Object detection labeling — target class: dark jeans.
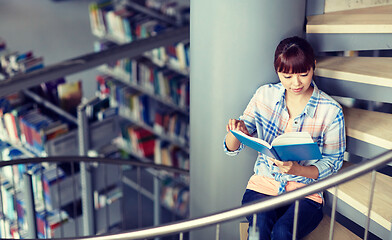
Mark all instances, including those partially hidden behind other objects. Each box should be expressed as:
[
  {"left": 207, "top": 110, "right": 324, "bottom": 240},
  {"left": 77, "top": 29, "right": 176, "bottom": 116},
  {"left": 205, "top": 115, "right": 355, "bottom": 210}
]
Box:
[{"left": 241, "top": 189, "right": 323, "bottom": 240}]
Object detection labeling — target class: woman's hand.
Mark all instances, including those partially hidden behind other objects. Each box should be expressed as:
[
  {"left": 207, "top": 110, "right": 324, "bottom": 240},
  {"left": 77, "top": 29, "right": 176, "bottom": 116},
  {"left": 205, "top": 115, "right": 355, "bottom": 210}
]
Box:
[
  {"left": 226, "top": 119, "right": 250, "bottom": 135},
  {"left": 272, "top": 159, "right": 298, "bottom": 175},
  {"left": 225, "top": 119, "right": 249, "bottom": 151},
  {"left": 271, "top": 159, "right": 319, "bottom": 179}
]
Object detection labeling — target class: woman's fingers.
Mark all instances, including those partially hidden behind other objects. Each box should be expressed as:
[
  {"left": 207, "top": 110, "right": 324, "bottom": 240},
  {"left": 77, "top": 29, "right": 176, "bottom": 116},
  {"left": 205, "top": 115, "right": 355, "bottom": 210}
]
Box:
[{"left": 227, "top": 119, "right": 249, "bottom": 135}]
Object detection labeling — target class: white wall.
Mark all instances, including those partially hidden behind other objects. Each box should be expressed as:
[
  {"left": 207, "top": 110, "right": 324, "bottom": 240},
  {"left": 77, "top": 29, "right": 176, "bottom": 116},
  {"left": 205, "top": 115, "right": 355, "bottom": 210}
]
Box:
[
  {"left": 190, "top": 1, "right": 306, "bottom": 239},
  {"left": 0, "top": 0, "right": 98, "bottom": 99}
]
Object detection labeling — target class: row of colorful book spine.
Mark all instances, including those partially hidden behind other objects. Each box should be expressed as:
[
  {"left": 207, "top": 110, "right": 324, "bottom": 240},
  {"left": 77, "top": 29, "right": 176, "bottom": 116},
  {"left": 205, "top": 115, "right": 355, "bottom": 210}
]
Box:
[
  {"left": 118, "top": 124, "right": 188, "bottom": 168},
  {"left": 96, "top": 54, "right": 190, "bottom": 111},
  {"left": 0, "top": 76, "right": 84, "bottom": 156},
  {"left": 0, "top": 140, "right": 70, "bottom": 238},
  {"left": 90, "top": 0, "right": 190, "bottom": 220},
  {"left": 160, "top": 176, "right": 189, "bottom": 217},
  {"left": 99, "top": 77, "right": 189, "bottom": 145},
  {"left": 144, "top": 0, "right": 190, "bottom": 19},
  {"left": 0, "top": 95, "right": 70, "bottom": 157},
  {"left": 89, "top": 0, "right": 171, "bottom": 43},
  {"left": 96, "top": 37, "right": 189, "bottom": 75},
  {"left": 0, "top": 50, "right": 43, "bottom": 78}
]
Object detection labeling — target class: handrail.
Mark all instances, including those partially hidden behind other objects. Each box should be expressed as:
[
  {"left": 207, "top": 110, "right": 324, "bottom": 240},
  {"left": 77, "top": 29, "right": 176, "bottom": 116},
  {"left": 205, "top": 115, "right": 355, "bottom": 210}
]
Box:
[
  {"left": 46, "top": 149, "right": 391, "bottom": 240},
  {"left": 0, "top": 26, "right": 189, "bottom": 97},
  {"left": 0, "top": 156, "right": 189, "bottom": 175}
]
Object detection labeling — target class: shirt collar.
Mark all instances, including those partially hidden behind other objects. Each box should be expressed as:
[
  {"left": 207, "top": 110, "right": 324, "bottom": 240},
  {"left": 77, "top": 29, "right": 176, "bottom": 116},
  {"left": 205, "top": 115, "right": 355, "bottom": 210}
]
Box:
[{"left": 276, "top": 81, "right": 319, "bottom": 119}]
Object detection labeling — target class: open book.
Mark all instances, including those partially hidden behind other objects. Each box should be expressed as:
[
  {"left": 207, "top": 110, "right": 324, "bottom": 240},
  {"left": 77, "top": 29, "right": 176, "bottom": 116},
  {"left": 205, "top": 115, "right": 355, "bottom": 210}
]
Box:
[{"left": 230, "top": 130, "right": 322, "bottom": 161}]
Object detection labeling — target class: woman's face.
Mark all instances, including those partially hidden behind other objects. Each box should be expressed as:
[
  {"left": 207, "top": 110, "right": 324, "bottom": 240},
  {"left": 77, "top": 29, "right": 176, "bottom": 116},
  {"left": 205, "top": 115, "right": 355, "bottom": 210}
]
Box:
[{"left": 277, "top": 68, "right": 314, "bottom": 97}]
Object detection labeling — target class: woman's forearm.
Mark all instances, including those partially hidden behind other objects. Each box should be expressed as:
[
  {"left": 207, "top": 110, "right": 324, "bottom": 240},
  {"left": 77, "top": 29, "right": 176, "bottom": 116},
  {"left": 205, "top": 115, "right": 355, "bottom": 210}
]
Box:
[{"left": 225, "top": 132, "right": 241, "bottom": 151}]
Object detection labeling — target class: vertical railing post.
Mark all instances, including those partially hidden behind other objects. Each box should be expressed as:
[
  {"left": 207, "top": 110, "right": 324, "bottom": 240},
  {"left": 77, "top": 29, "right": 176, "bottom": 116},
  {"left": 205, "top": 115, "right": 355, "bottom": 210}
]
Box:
[
  {"left": 137, "top": 166, "right": 142, "bottom": 228},
  {"left": 71, "top": 161, "right": 79, "bottom": 236},
  {"left": 78, "top": 103, "right": 95, "bottom": 236},
  {"left": 23, "top": 172, "right": 37, "bottom": 238},
  {"left": 389, "top": 216, "right": 392, "bottom": 240},
  {"left": 0, "top": 175, "right": 6, "bottom": 236},
  {"left": 292, "top": 200, "right": 299, "bottom": 240},
  {"left": 153, "top": 174, "right": 161, "bottom": 240},
  {"left": 329, "top": 186, "right": 339, "bottom": 240},
  {"left": 364, "top": 170, "right": 377, "bottom": 240},
  {"left": 215, "top": 224, "right": 220, "bottom": 240},
  {"left": 104, "top": 164, "right": 109, "bottom": 233},
  {"left": 56, "top": 164, "right": 64, "bottom": 237},
  {"left": 248, "top": 213, "right": 259, "bottom": 239}
]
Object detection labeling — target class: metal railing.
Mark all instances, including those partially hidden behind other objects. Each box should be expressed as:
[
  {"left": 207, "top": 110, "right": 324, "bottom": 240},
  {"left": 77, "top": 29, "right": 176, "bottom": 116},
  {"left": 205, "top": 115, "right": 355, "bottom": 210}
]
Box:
[
  {"left": 0, "top": 26, "right": 189, "bottom": 97},
  {"left": 1, "top": 150, "right": 391, "bottom": 239},
  {"left": 0, "top": 156, "right": 189, "bottom": 239}
]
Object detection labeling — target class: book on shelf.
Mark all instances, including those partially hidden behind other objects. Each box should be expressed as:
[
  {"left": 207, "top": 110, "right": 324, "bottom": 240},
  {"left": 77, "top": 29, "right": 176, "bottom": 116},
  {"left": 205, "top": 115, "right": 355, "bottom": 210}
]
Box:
[
  {"left": 129, "top": 126, "right": 155, "bottom": 158},
  {"left": 3, "top": 103, "right": 35, "bottom": 143},
  {"left": 90, "top": 0, "right": 173, "bottom": 43},
  {"left": 0, "top": 37, "right": 6, "bottom": 50},
  {"left": 145, "top": 0, "right": 190, "bottom": 19},
  {"left": 57, "top": 81, "right": 82, "bottom": 116},
  {"left": 85, "top": 96, "right": 109, "bottom": 121},
  {"left": 19, "top": 109, "right": 55, "bottom": 153},
  {"left": 230, "top": 130, "right": 322, "bottom": 161},
  {"left": 89, "top": 0, "right": 114, "bottom": 37},
  {"left": 160, "top": 177, "right": 189, "bottom": 217},
  {"left": 40, "top": 121, "right": 69, "bottom": 142},
  {"left": 97, "top": 56, "right": 190, "bottom": 109},
  {"left": 154, "top": 140, "right": 189, "bottom": 169},
  {"left": 36, "top": 209, "right": 68, "bottom": 238},
  {"left": 0, "top": 51, "right": 44, "bottom": 76},
  {"left": 0, "top": 99, "right": 72, "bottom": 156},
  {"left": 31, "top": 77, "right": 66, "bottom": 106}
]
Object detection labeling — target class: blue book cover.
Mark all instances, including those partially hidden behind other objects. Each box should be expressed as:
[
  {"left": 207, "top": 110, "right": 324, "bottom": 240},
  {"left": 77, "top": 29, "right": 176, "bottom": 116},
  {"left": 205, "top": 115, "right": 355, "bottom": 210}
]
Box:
[{"left": 230, "top": 130, "right": 322, "bottom": 161}]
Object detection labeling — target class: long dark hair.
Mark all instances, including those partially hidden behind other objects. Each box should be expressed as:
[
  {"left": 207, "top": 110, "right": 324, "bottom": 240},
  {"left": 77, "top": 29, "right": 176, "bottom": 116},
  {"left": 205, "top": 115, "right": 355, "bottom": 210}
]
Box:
[{"left": 274, "top": 36, "right": 315, "bottom": 74}]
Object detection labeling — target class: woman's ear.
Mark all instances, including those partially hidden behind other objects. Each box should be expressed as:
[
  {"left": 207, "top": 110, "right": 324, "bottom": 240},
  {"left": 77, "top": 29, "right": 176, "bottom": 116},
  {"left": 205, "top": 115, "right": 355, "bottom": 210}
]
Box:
[{"left": 314, "top": 60, "right": 317, "bottom": 69}]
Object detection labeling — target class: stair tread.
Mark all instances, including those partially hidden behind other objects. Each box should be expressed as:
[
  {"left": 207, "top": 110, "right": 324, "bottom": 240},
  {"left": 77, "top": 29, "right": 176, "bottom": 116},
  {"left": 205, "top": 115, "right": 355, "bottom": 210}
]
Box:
[
  {"left": 303, "top": 215, "right": 361, "bottom": 240},
  {"left": 240, "top": 215, "right": 360, "bottom": 240},
  {"left": 344, "top": 107, "right": 392, "bottom": 149},
  {"left": 327, "top": 163, "right": 392, "bottom": 230},
  {"left": 324, "top": 1, "right": 392, "bottom": 13},
  {"left": 344, "top": 107, "right": 392, "bottom": 150},
  {"left": 315, "top": 56, "right": 392, "bottom": 88},
  {"left": 307, "top": 5, "right": 392, "bottom": 33}
]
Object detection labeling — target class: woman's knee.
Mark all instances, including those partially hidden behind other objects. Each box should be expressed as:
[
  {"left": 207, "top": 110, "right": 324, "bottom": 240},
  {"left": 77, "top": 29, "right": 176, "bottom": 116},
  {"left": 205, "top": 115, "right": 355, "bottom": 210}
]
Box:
[{"left": 271, "top": 223, "right": 292, "bottom": 240}]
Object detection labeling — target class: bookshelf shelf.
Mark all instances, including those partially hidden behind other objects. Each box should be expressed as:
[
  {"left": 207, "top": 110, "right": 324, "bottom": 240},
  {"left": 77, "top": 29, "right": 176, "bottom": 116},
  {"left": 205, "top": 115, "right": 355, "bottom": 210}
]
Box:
[
  {"left": 99, "top": 65, "right": 189, "bottom": 115},
  {"left": 93, "top": 33, "right": 190, "bottom": 77},
  {"left": 123, "top": 0, "right": 180, "bottom": 26},
  {"left": 0, "top": 0, "right": 190, "bottom": 237},
  {"left": 0, "top": 134, "right": 36, "bottom": 158},
  {"left": 22, "top": 90, "right": 78, "bottom": 125},
  {"left": 116, "top": 108, "right": 189, "bottom": 152},
  {"left": 89, "top": 0, "right": 191, "bottom": 222},
  {"left": 121, "top": 169, "right": 187, "bottom": 219}
]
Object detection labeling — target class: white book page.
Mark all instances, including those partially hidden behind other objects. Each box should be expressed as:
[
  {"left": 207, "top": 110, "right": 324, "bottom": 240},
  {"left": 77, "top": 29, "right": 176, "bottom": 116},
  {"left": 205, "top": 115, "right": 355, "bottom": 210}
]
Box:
[
  {"left": 231, "top": 130, "right": 271, "bottom": 148},
  {"left": 271, "top": 132, "right": 314, "bottom": 146}
]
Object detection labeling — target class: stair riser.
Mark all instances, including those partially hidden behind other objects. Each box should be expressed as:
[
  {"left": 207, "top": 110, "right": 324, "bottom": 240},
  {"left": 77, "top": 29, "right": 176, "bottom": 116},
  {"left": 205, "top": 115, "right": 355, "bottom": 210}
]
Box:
[
  {"left": 306, "top": 0, "right": 325, "bottom": 16},
  {"left": 346, "top": 137, "right": 389, "bottom": 161},
  {"left": 314, "top": 77, "right": 392, "bottom": 104},
  {"left": 307, "top": 34, "right": 392, "bottom": 52}
]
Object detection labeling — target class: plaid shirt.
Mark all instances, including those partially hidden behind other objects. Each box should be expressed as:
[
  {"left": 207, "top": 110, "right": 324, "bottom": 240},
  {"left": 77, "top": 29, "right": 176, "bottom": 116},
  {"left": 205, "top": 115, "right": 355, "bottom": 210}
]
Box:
[{"left": 224, "top": 82, "right": 346, "bottom": 194}]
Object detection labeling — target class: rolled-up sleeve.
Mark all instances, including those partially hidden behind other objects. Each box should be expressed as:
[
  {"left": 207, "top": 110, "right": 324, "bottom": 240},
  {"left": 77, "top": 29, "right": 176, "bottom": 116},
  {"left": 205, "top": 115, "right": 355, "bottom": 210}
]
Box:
[{"left": 223, "top": 135, "right": 244, "bottom": 156}]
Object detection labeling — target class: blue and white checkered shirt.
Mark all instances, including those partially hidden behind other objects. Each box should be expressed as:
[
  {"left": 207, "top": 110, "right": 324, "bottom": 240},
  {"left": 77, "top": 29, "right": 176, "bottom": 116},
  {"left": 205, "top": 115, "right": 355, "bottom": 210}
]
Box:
[{"left": 224, "top": 82, "right": 346, "bottom": 194}]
